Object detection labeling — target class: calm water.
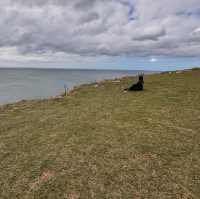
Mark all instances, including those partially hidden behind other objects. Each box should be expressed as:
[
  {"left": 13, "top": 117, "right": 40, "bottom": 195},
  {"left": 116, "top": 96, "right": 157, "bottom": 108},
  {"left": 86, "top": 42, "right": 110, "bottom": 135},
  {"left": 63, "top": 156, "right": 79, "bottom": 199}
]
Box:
[{"left": 0, "top": 68, "right": 151, "bottom": 105}]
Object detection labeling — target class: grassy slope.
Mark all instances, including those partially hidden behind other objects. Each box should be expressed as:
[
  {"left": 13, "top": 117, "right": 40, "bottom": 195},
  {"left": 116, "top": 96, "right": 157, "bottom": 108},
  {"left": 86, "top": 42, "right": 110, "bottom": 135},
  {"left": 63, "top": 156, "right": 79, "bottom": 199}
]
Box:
[{"left": 0, "top": 69, "right": 200, "bottom": 199}]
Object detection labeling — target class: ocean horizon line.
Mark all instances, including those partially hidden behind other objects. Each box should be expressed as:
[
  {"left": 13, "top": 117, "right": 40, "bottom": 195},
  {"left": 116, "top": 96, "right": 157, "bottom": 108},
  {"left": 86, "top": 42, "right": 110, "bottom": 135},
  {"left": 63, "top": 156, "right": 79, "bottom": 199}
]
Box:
[{"left": 0, "top": 67, "right": 160, "bottom": 72}]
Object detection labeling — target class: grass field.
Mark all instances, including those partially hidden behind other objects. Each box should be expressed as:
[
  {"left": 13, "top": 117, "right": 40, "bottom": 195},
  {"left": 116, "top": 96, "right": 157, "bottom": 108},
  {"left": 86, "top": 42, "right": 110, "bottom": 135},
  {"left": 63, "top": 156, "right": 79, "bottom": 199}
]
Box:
[{"left": 0, "top": 68, "right": 200, "bottom": 198}]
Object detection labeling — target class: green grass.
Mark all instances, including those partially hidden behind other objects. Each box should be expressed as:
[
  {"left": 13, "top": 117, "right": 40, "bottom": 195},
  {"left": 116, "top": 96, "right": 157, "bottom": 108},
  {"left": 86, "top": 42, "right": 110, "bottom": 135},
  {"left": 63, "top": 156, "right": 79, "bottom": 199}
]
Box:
[{"left": 0, "top": 69, "right": 200, "bottom": 198}]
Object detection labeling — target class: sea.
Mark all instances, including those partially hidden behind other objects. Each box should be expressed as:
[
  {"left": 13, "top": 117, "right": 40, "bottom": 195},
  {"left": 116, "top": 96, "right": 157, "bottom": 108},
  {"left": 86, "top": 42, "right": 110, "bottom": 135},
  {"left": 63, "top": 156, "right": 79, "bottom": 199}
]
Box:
[{"left": 0, "top": 68, "right": 152, "bottom": 105}]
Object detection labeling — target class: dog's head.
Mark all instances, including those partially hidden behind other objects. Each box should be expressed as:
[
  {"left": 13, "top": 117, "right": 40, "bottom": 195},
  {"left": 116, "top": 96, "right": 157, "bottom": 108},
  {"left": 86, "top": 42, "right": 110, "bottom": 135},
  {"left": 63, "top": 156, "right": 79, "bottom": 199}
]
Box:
[{"left": 138, "top": 73, "right": 144, "bottom": 82}]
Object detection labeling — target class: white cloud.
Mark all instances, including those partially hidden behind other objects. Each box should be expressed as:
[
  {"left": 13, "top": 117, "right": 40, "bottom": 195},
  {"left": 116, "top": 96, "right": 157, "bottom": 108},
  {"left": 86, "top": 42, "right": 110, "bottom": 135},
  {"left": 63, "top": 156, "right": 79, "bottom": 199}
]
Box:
[
  {"left": 0, "top": 0, "right": 200, "bottom": 65},
  {"left": 149, "top": 57, "right": 158, "bottom": 62},
  {"left": 0, "top": 47, "right": 49, "bottom": 62},
  {"left": 192, "top": 27, "right": 200, "bottom": 35}
]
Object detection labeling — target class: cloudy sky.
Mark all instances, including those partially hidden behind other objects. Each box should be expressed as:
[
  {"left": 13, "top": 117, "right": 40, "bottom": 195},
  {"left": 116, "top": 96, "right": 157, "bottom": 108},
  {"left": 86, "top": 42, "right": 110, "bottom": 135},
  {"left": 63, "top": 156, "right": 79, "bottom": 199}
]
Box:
[{"left": 0, "top": 0, "right": 200, "bottom": 70}]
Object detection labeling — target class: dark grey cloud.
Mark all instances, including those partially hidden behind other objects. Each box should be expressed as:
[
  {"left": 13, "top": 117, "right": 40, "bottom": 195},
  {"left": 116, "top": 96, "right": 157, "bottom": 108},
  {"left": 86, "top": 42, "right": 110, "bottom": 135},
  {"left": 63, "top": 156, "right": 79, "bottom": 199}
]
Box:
[
  {"left": 0, "top": 0, "right": 200, "bottom": 60},
  {"left": 79, "top": 12, "right": 100, "bottom": 23}
]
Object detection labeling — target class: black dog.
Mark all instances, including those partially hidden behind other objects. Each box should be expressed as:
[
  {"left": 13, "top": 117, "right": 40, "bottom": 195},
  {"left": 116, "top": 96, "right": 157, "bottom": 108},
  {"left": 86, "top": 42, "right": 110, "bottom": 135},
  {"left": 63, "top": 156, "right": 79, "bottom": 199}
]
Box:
[{"left": 126, "top": 75, "right": 144, "bottom": 91}]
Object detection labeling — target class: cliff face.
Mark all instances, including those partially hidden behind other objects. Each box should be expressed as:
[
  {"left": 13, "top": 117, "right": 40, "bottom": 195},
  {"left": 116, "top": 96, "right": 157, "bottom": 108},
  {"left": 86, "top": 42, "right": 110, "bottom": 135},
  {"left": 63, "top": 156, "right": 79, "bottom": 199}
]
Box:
[{"left": 0, "top": 69, "right": 200, "bottom": 198}]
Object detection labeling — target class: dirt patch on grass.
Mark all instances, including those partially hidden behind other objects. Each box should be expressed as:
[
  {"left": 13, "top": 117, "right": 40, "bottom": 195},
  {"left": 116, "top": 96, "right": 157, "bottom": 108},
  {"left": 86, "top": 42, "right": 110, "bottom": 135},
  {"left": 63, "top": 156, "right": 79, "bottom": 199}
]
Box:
[
  {"left": 30, "top": 170, "right": 55, "bottom": 191},
  {"left": 64, "top": 193, "right": 80, "bottom": 199}
]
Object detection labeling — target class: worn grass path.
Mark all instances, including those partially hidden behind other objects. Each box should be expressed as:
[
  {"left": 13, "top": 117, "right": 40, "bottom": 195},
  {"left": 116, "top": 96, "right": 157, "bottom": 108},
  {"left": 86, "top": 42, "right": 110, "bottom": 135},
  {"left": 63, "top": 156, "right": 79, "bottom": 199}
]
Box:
[{"left": 0, "top": 69, "right": 200, "bottom": 198}]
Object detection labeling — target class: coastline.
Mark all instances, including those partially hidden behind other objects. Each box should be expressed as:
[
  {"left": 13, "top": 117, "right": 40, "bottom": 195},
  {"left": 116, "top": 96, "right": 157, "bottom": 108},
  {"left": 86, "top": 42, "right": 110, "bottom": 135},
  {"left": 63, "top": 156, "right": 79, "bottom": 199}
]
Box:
[
  {"left": 0, "top": 71, "right": 158, "bottom": 108},
  {"left": 0, "top": 68, "right": 156, "bottom": 107},
  {"left": 0, "top": 68, "right": 197, "bottom": 108},
  {"left": 1, "top": 68, "right": 197, "bottom": 109},
  {"left": 0, "top": 77, "right": 127, "bottom": 109}
]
